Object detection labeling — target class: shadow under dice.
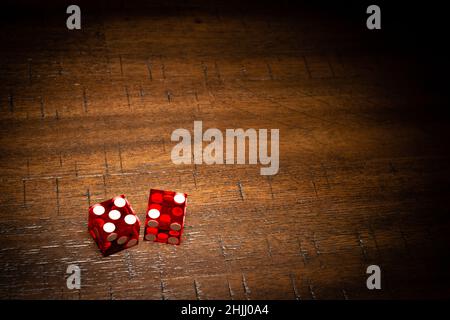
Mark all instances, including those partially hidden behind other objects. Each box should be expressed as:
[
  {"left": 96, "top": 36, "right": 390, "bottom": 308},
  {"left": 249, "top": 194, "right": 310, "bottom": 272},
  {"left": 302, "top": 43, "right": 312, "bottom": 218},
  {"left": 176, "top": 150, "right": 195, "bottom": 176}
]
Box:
[
  {"left": 88, "top": 195, "right": 140, "bottom": 256},
  {"left": 144, "top": 189, "right": 187, "bottom": 245}
]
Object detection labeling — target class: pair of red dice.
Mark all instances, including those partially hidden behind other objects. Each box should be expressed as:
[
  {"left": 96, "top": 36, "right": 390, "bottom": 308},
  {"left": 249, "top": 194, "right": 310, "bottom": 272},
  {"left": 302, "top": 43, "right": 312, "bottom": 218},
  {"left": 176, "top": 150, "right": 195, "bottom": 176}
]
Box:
[{"left": 88, "top": 189, "right": 187, "bottom": 256}]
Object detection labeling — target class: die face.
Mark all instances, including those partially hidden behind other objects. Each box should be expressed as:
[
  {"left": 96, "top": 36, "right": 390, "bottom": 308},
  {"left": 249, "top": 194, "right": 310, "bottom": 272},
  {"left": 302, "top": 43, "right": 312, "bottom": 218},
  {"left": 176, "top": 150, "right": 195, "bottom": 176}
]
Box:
[
  {"left": 144, "top": 189, "right": 187, "bottom": 245},
  {"left": 88, "top": 195, "right": 140, "bottom": 256}
]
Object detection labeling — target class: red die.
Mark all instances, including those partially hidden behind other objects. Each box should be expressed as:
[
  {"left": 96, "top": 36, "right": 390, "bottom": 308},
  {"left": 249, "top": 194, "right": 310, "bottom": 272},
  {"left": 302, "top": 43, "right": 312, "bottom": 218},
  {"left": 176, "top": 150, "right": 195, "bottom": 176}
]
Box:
[
  {"left": 88, "top": 195, "right": 140, "bottom": 256},
  {"left": 144, "top": 189, "right": 187, "bottom": 245}
]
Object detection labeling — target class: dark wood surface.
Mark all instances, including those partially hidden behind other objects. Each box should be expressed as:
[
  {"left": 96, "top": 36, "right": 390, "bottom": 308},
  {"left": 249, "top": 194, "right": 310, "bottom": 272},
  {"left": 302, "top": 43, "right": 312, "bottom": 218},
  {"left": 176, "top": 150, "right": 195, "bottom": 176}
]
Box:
[{"left": 1, "top": 1, "right": 449, "bottom": 299}]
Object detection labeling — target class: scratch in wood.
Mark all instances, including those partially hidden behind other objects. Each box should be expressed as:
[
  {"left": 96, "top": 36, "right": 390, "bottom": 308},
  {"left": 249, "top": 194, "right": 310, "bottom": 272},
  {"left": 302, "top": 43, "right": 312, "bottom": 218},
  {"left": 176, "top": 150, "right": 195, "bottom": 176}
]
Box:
[
  {"left": 8, "top": 92, "right": 14, "bottom": 112},
  {"left": 27, "top": 58, "right": 32, "bottom": 84},
  {"left": 192, "top": 170, "right": 198, "bottom": 189},
  {"left": 85, "top": 188, "right": 91, "bottom": 207},
  {"left": 298, "top": 238, "right": 308, "bottom": 265},
  {"left": 368, "top": 223, "right": 382, "bottom": 260},
  {"left": 266, "top": 62, "right": 274, "bottom": 80},
  {"left": 400, "top": 230, "right": 410, "bottom": 256},
  {"left": 237, "top": 181, "right": 245, "bottom": 200},
  {"left": 40, "top": 96, "right": 45, "bottom": 119},
  {"left": 218, "top": 236, "right": 227, "bottom": 260},
  {"left": 161, "top": 56, "right": 166, "bottom": 80},
  {"left": 303, "top": 55, "right": 312, "bottom": 79},
  {"left": 312, "top": 232, "right": 321, "bottom": 256},
  {"left": 118, "top": 144, "right": 124, "bottom": 173},
  {"left": 57, "top": 60, "right": 63, "bottom": 76},
  {"left": 119, "top": 54, "right": 124, "bottom": 77},
  {"left": 240, "top": 64, "right": 247, "bottom": 77},
  {"left": 124, "top": 251, "right": 136, "bottom": 279},
  {"left": 342, "top": 288, "right": 349, "bottom": 300},
  {"left": 308, "top": 281, "right": 316, "bottom": 300},
  {"left": 26, "top": 158, "right": 30, "bottom": 178},
  {"left": 102, "top": 174, "right": 107, "bottom": 197},
  {"left": 357, "top": 231, "right": 368, "bottom": 262},
  {"left": 214, "top": 61, "right": 221, "bottom": 81},
  {"left": 192, "top": 153, "right": 198, "bottom": 188},
  {"left": 125, "top": 86, "right": 131, "bottom": 110},
  {"left": 194, "top": 279, "right": 201, "bottom": 300},
  {"left": 74, "top": 161, "right": 78, "bottom": 177},
  {"left": 166, "top": 90, "right": 172, "bottom": 103},
  {"left": 159, "top": 270, "right": 166, "bottom": 300},
  {"left": 55, "top": 109, "right": 59, "bottom": 120},
  {"left": 290, "top": 273, "right": 301, "bottom": 300},
  {"left": 161, "top": 137, "right": 166, "bottom": 152},
  {"left": 109, "top": 285, "right": 114, "bottom": 300},
  {"left": 241, "top": 273, "right": 251, "bottom": 300},
  {"left": 22, "top": 179, "right": 26, "bottom": 206},
  {"left": 146, "top": 59, "right": 153, "bottom": 80},
  {"left": 389, "top": 162, "right": 398, "bottom": 174},
  {"left": 105, "top": 55, "right": 111, "bottom": 75},
  {"left": 103, "top": 146, "right": 109, "bottom": 174},
  {"left": 55, "top": 178, "right": 60, "bottom": 216},
  {"left": 59, "top": 153, "right": 63, "bottom": 167},
  {"left": 321, "top": 162, "right": 330, "bottom": 188},
  {"left": 312, "top": 180, "right": 318, "bottom": 198},
  {"left": 201, "top": 61, "right": 208, "bottom": 84},
  {"left": 82, "top": 88, "right": 88, "bottom": 113},
  {"left": 227, "top": 279, "right": 234, "bottom": 300},
  {"left": 267, "top": 176, "right": 274, "bottom": 200},
  {"left": 266, "top": 236, "right": 273, "bottom": 259}
]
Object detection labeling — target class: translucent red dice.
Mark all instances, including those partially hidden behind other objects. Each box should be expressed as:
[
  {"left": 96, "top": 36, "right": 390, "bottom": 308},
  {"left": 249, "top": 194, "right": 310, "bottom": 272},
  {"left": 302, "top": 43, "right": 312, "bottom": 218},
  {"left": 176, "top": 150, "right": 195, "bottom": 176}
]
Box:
[
  {"left": 88, "top": 195, "right": 140, "bottom": 256},
  {"left": 144, "top": 189, "right": 187, "bottom": 245}
]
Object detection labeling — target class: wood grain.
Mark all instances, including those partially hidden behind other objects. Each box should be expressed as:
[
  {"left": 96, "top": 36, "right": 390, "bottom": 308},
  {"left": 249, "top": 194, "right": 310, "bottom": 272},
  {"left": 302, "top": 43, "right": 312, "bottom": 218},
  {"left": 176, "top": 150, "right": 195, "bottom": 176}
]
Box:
[{"left": 0, "top": 1, "right": 449, "bottom": 299}]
